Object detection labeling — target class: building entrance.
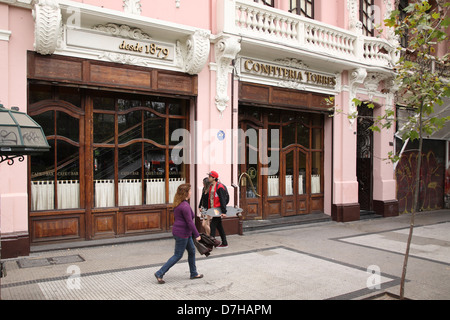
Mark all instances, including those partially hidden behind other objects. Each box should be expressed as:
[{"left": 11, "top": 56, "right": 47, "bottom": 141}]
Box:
[{"left": 238, "top": 106, "right": 324, "bottom": 220}]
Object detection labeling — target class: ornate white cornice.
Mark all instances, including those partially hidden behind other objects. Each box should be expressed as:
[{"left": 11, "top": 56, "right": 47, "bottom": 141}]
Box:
[
  {"left": 214, "top": 36, "right": 241, "bottom": 114},
  {"left": 32, "top": 0, "right": 62, "bottom": 55}
]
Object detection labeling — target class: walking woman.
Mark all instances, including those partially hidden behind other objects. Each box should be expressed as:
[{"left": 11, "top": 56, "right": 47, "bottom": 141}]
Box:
[
  {"left": 198, "top": 177, "right": 212, "bottom": 235},
  {"left": 154, "top": 183, "right": 203, "bottom": 284}
]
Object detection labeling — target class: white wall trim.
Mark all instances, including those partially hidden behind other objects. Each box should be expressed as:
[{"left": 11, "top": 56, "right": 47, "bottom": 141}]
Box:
[{"left": 0, "top": 29, "right": 12, "bottom": 41}]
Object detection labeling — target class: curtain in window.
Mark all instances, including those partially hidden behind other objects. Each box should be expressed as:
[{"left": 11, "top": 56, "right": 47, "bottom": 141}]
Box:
[{"left": 31, "top": 180, "right": 80, "bottom": 210}]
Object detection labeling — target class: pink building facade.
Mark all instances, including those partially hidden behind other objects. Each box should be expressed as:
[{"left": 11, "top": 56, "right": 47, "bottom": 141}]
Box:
[{"left": 0, "top": 0, "right": 400, "bottom": 258}]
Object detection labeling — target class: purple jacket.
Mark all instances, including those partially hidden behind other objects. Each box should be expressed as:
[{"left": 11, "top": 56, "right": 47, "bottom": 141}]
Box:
[{"left": 172, "top": 200, "right": 200, "bottom": 239}]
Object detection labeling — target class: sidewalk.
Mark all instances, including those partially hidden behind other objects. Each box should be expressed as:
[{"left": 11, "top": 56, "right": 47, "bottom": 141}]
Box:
[{"left": 1, "top": 210, "right": 450, "bottom": 300}]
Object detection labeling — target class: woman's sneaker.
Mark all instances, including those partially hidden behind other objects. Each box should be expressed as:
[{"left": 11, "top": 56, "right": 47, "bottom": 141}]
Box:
[{"left": 217, "top": 244, "right": 228, "bottom": 248}]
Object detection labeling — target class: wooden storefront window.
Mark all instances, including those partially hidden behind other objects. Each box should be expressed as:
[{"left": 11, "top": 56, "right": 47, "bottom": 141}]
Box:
[{"left": 27, "top": 53, "right": 196, "bottom": 242}]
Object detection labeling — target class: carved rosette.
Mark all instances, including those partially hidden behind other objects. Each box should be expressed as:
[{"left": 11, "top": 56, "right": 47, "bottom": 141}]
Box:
[
  {"left": 183, "top": 30, "right": 211, "bottom": 75},
  {"left": 32, "top": 0, "right": 62, "bottom": 55},
  {"left": 214, "top": 36, "right": 241, "bottom": 114}
]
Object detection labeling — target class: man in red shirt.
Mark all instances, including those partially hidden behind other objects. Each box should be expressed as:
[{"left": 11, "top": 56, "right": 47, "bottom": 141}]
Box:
[{"left": 207, "top": 171, "right": 228, "bottom": 248}]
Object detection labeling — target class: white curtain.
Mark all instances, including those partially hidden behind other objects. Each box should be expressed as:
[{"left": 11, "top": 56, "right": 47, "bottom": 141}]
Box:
[
  {"left": 31, "top": 180, "right": 80, "bottom": 210},
  {"left": 57, "top": 180, "right": 80, "bottom": 209},
  {"left": 298, "top": 175, "right": 304, "bottom": 195},
  {"left": 145, "top": 179, "right": 165, "bottom": 204},
  {"left": 31, "top": 181, "right": 54, "bottom": 211},
  {"left": 311, "top": 174, "right": 321, "bottom": 194},
  {"left": 285, "top": 175, "right": 293, "bottom": 195},
  {"left": 119, "top": 179, "right": 142, "bottom": 206},
  {"left": 95, "top": 180, "right": 115, "bottom": 207},
  {"left": 268, "top": 175, "right": 279, "bottom": 197},
  {"left": 169, "top": 178, "right": 185, "bottom": 203}
]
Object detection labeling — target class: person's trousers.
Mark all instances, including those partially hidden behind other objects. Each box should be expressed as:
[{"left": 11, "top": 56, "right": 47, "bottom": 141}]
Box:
[
  {"left": 210, "top": 217, "right": 228, "bottom": 246},
  {"left": 155, "top": 236, "right": 198, "bottom": 278}
]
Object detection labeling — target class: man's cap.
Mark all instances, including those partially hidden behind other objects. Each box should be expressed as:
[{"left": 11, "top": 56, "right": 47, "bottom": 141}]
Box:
[{"left": 207, "top": 171, "right": 219, "bottom": 179}]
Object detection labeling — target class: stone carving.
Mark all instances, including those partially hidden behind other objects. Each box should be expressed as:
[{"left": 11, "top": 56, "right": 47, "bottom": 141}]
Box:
[
  {"left": 349, "top": 68, "right": 368, "bottom": 125},
  {"left": 32, "top": 0, "right": 62, "bottom": 55},
  {"left": 181, "top": 30, "right": 211, "bottom": 75},
  {"left": 214, "top": 36, "right": 241, "bottom": 114},
  {"left": 92, "top": 23, "right": 152, "bottom": 40},
  {"left": 123, "top": 0, "right": 142, "bottom": 15},
  {"left": 347, "top": 0, "right": 363, "bottom": 33},
  {"left": 274, "top": 58, "right": 309, "bottom": 70}
]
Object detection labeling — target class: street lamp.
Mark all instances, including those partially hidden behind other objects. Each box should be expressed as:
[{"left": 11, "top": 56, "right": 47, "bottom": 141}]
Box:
[{"left": 0, "top": 104, "right": 50, "bottom": 165}]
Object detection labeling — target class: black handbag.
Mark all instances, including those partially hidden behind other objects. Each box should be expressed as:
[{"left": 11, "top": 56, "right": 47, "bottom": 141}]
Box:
[
  {"left": 193, "top": 238, "right": 212, "bottom": 257},
  {"left": 200, "top": 233, "right": 221, "bottom": 248}
]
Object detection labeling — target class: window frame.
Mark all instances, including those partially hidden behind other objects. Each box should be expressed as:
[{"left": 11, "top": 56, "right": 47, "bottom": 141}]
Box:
[
  {"left": 360, "top": 0, "right": 375, "bottom": 36},
  {"left": 289, "top": 0, "right": 315, "bottom": 19}
]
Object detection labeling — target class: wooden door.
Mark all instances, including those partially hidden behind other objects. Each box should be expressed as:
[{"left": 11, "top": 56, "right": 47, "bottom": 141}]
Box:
[
  {"left": 239, "top": 121, "right": 263, "bottom": 220},
  {"left": 357, "top": 104, "right": 373, "bottom": 211},
  {"left": 282, "top": 147, "right": 309, "bottom": 216}
]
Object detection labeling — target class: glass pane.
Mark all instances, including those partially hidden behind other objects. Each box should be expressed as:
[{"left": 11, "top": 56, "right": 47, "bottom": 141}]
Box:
[
  {"left": 57, "top": 141, "right": 80, "bottom": 209},
  {"left": 29, "top": 84, "right": 52, "bottom": 104},
  {"left": 145, "top": 100, "right": 166, "bottom": 114},
  {"left": 94, "top": 113, "right": 115, "bottom": 144},
  {"left": 58, "top": 87, "right": 81, "bottom": 108},
  {"left": 144, "top": 144, "right": 166, "bottom": 204},
  {"left": 245, "top": 126, "right": 259, "bottom": 199},
  {"left": 268, "top": 125, "right": 279, "bottom": 150},
  {"left": 268, "top": 168, "right": 280, "bottom": 197},
  {"left": 93, "top": 96, "right": 115, "bottom": 111},
  {"left": 169, "top": 118, "right": 186, "bottom": 146},
  {"left": 118, "top": 143, "right": 142, "bottom": 206},
  {"left": 118, "top": 111, "right": 142, "bottom": 144},
  {"left": 168, "top": 100, "right": 187, "bottom": 116},
  {"left": 297, "top": 123, "right": 310, "bottom": 148},
  {"left": 30, "top": 140, "right": 55, "bottom": 211},
  {"left": 118, "top": 98, "right": 141, "bottom": 111},
  {"left": 268, "top": 110, "right": 280, "bottom": 123},
  {"left": 299, "top": 152, "right": 306, "bottom": 195},
  {"left": 168, "top": 151, "right": 186, "bottom": 203},
  {"left": 312, "top": 128, "right": 322, "bottom": 149},
  {"left": 285, "top": 151, "right": 294, "bottom": 195},
  {"left": 22, "top": 127, "right": 48, "bottom": 147},
  {"left": 144, "top": 111, "right": 165, "bottom": 144},
  {"left": 94, "top": 147, "right": 115, "bottom": 207},
  {"left": 56, "top": 111, "right": 79, "bottom": 142},
  {"left": 32, "top": 111, "right": 54, "bottom": 137},
  {"left": 312, "top": 113, "right": 322, "bottom": 126},
  {"left": 0, "top": 126, "right": 20, "bottom": 146},
  {"left": 311, "top": 152, "right": 321, "bottom": 194},
  {"left": 282, "top": 122, "right": 296, "bottom": 147}
]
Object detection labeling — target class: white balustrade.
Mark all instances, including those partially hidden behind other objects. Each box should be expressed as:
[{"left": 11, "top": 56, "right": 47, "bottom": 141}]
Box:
[{"left": 220, "top": 0, "right": 395, "bottom": 68}]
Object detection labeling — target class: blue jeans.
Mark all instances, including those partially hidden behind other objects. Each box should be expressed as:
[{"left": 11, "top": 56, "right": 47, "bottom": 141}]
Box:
[{"left": 155, "top": 236, "right": 198, "bottom": 279}]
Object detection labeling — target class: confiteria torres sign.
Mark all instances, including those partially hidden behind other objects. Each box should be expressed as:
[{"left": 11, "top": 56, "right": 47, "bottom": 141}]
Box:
[{"left": 241, "top": 58, "right": 337, "bottom": 88}]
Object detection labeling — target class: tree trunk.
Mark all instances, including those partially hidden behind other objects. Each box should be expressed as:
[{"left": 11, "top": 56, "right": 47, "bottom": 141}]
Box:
[{"left": 399, "top": 104, "right": 424, "bottom": 299}]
